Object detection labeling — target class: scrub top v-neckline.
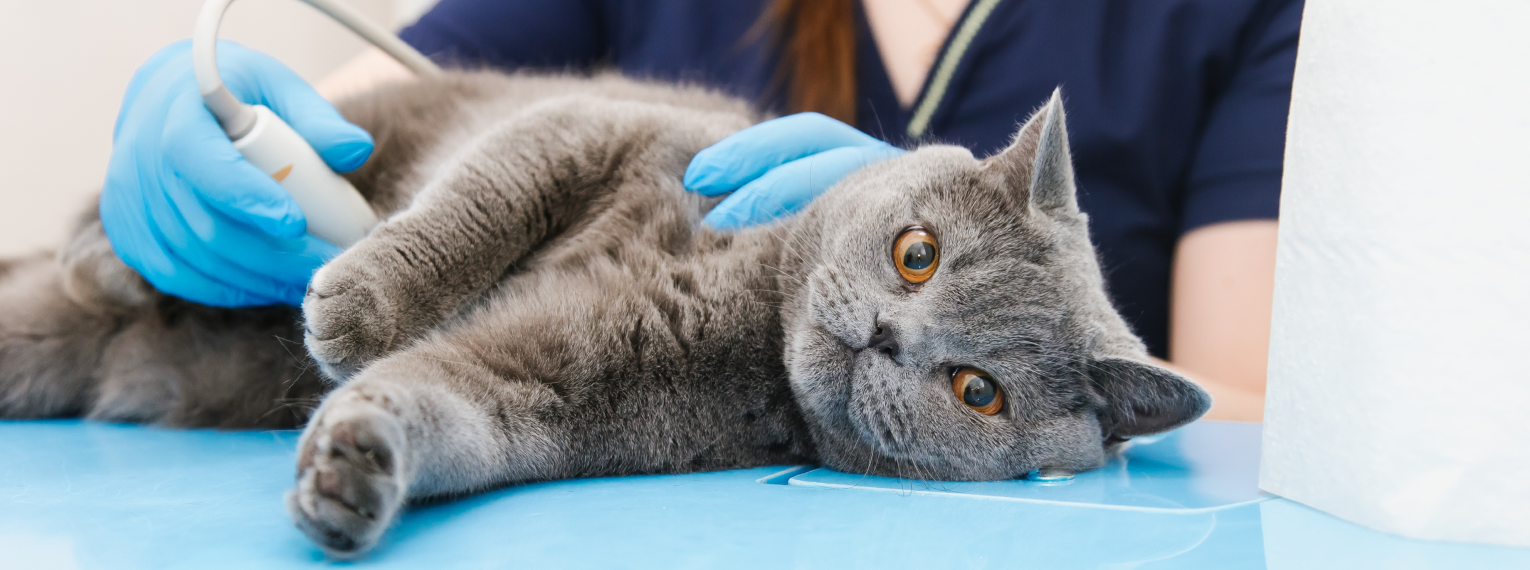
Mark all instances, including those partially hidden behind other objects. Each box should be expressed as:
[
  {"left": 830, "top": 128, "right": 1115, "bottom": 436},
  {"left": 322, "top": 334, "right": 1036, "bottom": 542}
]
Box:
[
  {"left": 905, "top": 0, "right": 1004, "bottom": 138},
  {"left": 855, "top": 0, "right": 1008, "bottom": 144},
  {"left": 862, "top": 0, "right": 972, "bottom": 108}
]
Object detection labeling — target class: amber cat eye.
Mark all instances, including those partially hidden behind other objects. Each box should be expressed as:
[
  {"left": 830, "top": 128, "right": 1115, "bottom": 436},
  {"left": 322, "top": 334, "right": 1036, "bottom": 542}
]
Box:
[
  {"left": 951, "top": 367, "right": 1003, "bottom": 415},
  {"left": 893, "top": 227, "right": 939, "bottom": 283}
]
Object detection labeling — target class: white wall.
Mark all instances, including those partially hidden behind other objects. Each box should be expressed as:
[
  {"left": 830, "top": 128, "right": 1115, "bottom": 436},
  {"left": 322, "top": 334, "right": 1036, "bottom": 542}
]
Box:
[{"left": 0, "top": 0, "right": 435, "bottom": 258}]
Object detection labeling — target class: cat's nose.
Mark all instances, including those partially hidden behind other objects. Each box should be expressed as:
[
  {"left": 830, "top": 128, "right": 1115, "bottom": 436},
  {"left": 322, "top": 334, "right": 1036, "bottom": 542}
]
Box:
[{"left": 867, "top": 322, "right": 900, "bottom": 358}]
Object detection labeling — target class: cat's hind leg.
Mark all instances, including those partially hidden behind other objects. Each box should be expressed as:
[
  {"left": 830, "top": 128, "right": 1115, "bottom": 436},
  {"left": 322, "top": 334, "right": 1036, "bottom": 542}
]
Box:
[
  {"left": 0, "top": 253, "right": 114, "bottom": 417},
  {"left": 0, "top": 219, "right": 150, "bottom": 418},
  {"left": 0, "top": 215, "right": 324, "bottom": 428}
]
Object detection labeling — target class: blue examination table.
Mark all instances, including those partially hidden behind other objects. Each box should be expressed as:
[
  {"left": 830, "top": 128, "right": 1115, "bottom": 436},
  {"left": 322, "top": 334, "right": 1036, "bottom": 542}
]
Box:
[{"left": 3, "top": 420, "right": 1527, "bottom": 569}]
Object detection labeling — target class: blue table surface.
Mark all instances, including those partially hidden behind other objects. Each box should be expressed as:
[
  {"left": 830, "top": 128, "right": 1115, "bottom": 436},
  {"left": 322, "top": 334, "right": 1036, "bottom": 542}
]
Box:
[{"left": 2, "top": 419, "right": 1527, "bottom": 569}]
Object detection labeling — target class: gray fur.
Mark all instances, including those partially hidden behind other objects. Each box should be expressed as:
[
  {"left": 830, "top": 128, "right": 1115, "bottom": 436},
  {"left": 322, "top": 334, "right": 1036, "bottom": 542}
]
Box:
[
  {"left": 0, "top": 209, "right": 324, "bottom": 428},
  {"left": 0, "top": 71, "right": 1209, "bottom": 558}
]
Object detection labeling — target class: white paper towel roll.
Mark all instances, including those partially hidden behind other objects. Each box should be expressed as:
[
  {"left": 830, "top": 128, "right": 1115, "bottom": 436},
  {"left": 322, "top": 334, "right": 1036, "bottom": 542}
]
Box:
[{"left": 1260, "top": 0, "right": 1530, "bottom": 547}]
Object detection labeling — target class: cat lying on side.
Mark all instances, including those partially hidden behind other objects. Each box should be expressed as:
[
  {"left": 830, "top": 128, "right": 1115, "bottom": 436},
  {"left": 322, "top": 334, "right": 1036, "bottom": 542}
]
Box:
[{"left": 0, "top": 72, "right": 1210, "bottom": 558}]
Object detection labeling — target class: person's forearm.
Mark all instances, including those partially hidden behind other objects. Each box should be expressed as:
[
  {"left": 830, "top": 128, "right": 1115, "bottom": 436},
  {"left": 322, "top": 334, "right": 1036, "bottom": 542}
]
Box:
[
  {"left": 1167, "top": 220, "right": 1279, "bottom": 422},
  {"left": 317, "top": 47, "right": 416, "bottom": 102},
  {"left": 1149, "top": 356, "right": 1266, "bottom": 422}
]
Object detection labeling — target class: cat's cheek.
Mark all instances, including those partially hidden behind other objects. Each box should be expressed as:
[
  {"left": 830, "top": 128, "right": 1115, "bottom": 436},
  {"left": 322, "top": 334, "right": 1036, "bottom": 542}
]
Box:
[
  {"left": 785, "top": 326, "right": 902, "bottom": 472},
  {"left": 804, "top": 266, "right": 878, "bottom": 350},
  {"left": 784, "top": 325, "right": 855, "bottom": 418},
  {"left": 840, "top": 355, "right": 917, "bottom": 455}
]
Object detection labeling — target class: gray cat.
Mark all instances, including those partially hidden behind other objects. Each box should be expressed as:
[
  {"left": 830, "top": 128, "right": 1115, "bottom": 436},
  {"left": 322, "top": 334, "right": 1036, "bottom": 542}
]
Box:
[{"left": 0, "top": 71, "right": 1209, "bottom": 558}]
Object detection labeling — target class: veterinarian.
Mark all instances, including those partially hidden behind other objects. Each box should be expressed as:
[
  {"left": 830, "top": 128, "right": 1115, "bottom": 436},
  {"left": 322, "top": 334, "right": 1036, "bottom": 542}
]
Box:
[{"left": 99, "top": 0, "right": 1300, "bottom": 422}]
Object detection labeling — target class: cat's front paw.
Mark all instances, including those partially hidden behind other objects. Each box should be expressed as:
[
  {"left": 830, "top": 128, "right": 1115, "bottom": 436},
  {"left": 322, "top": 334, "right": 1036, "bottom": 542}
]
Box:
[
  {"left": 303, "top": 260, "right": 398, "bottom": 381},
  {"left": 288, "top": 391, "right": 408, "bottom": 559}
]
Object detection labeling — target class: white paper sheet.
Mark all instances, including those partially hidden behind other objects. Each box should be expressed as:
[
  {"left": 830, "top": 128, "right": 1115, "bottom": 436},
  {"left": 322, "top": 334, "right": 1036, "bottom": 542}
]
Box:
[{"left": 1260, "top": 0, "right": 1530, "bottom": 547}]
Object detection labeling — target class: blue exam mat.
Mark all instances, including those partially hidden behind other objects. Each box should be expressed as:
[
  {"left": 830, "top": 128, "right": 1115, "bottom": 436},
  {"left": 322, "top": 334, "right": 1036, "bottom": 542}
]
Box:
[
  {"left": 787, "top": 421, "right": 1266, "bottom": 512},
  {"left": 3, "top": 419, "right": 1527, "bottom": 569}
]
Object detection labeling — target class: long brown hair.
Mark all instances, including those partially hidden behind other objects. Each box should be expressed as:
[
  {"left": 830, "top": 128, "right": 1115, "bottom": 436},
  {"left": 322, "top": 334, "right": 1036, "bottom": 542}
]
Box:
[{"left": 760, "top": 0, "right": 858, "bottom": 123}]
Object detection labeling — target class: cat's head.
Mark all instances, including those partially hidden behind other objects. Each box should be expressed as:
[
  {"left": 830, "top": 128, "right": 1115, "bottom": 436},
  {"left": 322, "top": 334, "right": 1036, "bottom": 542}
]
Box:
[{"left": 782, "top": 91, "right": 1211, "bottom": 480}]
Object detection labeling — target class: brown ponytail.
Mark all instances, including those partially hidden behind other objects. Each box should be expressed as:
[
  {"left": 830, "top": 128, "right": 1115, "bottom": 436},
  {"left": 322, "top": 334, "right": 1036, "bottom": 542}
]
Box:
[{"left": 760, "top": 0, "right": 858, "bottom": 123}]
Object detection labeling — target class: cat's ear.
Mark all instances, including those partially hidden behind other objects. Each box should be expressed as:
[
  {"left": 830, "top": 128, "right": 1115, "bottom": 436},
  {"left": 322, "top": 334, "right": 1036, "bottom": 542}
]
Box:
[
  {"left": 1087, "top": 358, "right": 1211, "bottom": 439},
  {"left": 982, "top": 89, "right": 1078, "bottom": 213}
]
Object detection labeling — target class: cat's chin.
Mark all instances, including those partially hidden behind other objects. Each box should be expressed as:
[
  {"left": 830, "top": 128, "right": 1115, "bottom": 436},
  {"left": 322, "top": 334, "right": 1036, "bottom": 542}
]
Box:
[{"left": 813, "top": 435, "right": 1032, "bottom": 482}]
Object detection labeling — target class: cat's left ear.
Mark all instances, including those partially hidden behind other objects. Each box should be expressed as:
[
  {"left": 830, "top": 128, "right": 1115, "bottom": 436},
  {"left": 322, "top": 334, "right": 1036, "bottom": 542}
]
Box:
[
  {"left": 982, "top": 88, "right": 1078, "bottom": 213},
  {"left": 1087, "top": 358, "right": 1212, "bottom": 439}
]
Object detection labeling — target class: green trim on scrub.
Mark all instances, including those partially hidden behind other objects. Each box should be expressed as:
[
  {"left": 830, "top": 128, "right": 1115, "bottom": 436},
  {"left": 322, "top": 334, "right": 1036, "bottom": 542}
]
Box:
[{"left": 906, "top": 0, "right": 1005, "bottom": 138}]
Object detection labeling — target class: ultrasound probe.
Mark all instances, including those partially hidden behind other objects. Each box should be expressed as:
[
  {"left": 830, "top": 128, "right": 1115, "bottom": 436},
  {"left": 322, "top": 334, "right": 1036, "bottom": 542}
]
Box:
[{"left": 193, "top": 0, "right": 441, "bottom": 247}]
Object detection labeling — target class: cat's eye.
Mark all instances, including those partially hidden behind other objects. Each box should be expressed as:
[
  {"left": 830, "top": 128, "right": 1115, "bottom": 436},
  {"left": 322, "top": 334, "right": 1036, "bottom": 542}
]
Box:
[
  {"left": 952, "top": 367, "right": 1003, "bottom": 415},
  {"left": 893, "top": 227, "right": 939, "bottom": 283}
]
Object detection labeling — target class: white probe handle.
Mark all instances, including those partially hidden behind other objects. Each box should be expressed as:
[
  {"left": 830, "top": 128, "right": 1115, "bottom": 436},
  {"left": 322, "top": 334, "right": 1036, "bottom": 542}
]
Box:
[{"left": 232, "top": 105, "right": 378, "bottom": 247}]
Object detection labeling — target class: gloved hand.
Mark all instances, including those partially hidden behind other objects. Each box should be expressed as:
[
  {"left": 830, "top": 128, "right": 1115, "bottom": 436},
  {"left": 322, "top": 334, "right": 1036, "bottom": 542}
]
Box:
[
  {"left": 100, "top": 40, "right": 374, "bottom": 307},
  {"left": 684, "top": 112, "right": 905, "bottom": 229}
]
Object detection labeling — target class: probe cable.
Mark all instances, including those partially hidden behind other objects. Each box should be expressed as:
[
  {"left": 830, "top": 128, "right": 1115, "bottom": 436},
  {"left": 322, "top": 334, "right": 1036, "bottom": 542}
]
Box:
[{"left": 194, "top": 0, "right": 442, "bottom": 138}]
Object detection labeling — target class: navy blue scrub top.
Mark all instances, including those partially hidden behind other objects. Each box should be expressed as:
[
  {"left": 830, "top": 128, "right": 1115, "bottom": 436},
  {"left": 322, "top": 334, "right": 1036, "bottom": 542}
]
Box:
[{"left": 400, "top": 0, "right": 1303, "bottom": 358}]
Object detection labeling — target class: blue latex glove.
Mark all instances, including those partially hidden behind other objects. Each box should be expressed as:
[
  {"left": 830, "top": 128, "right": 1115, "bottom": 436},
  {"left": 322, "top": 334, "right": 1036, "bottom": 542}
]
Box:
[
  {"left": 685, "top": 113, "right": 905, "bottom": 229},
  {"left": 100, "top": 40, "right": 373, "bottom": 307}
]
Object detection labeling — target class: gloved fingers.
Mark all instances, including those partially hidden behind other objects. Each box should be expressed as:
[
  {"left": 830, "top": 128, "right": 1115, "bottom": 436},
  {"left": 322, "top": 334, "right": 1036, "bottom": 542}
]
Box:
[
  {"left": 155, "top": 233, "right": 325, "bottom": 307},
  {"left": 152, "top": 249, "right": 293, "bottom": 308},
  {"left": 113, "top": 41, "right": 195, "bottom": 139},
  {"left": 99, "top": 187, "right": 289, "bottom": 308},
  {"left": 159, "top": 169, "right": 340, "bottom": 287},
  {"left": 685, "top": 113, "right": 892, "bottom": 196},
  {"left": 702, "top": 145, "right": 906, "bottom": 230},
  {"left": 216, "top": 41, "right": 374, "bottom": 173},
  {"left": 162, "top": 89, "right": 309, "bottom": 240},
  {"left": 149, "top": 179, "right": 336, "bottom": 305}
]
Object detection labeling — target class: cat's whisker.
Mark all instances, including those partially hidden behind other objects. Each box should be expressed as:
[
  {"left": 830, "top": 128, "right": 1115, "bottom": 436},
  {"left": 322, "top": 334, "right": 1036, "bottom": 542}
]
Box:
[
  {"left": 258, "top": 393, "right": 321, "bottom": 423},
  {"left": 761, "top": 224, "right": 803, "bottom": 255},
  {"left": 904, "top": 456, "right": 927, "bottom": 489},
  {"left": 753, "top": 222, "right": 809, "bottom": 270},
  {"left": 742, "top": 287, "right": 788, "bottom": 297},
  {"left": 737, "top": 290, "right": 788, "bottom": 310},
  {"left": 860, "top": 447, "right": 880, "bottom": 480},
  {"left": 272, "top": 334, "right": 326, "bottom": 377},
  {"left": 756, "top": 262, "right": 804, "bottom": 286},
  {"left": 399, "top": 352, "right": 482, "bottom": 369}
]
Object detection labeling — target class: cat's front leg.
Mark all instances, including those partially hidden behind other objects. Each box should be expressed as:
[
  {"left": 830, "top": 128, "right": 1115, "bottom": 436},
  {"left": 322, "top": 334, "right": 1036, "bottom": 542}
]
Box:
[
  {"left": 302, "top": 102, "right": 617, "bottom": 380},
  {"left": 302, "top": 97, "right": 732, "bottom": 381},
  {"left": 301, "top": 244, "right": 413, "bottom": 380},
  {"left": 287, "top": 349, "right": 565, "bottom": 558}
]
